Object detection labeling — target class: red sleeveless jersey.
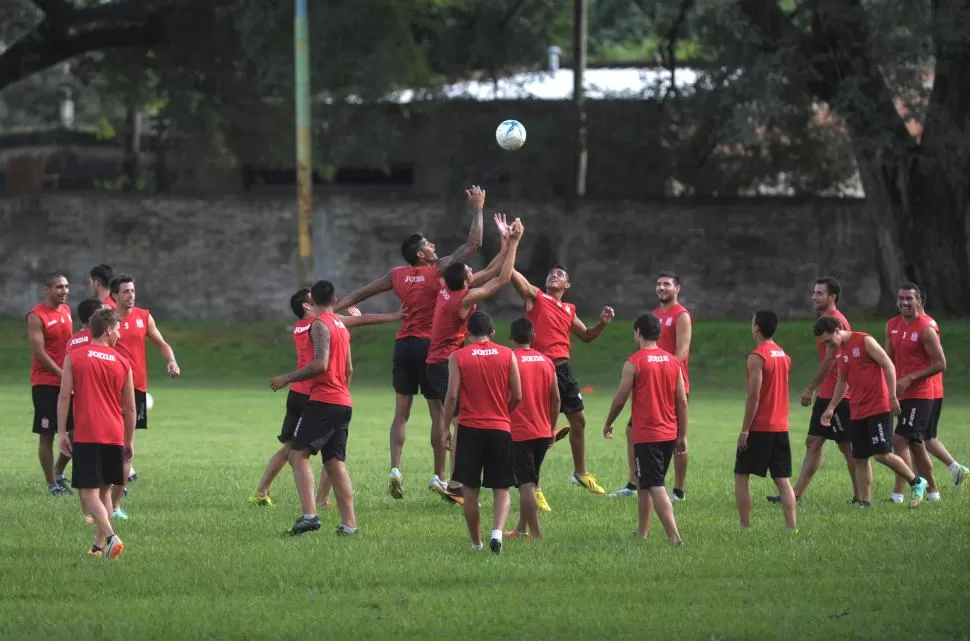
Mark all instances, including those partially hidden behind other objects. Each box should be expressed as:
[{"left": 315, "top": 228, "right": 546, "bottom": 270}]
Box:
[
  {"left": 510, "top": 347, "right": 557, "bottom": 441},
  {"left": 835, "top": 332, "right": 889, "bottom": 420},
  {"left": 309, "top": 312, "right": 352, "bottom": 407},
  {"left": 454, "top": 340, "right": 515, "bottom": 431},
  {"left": 653, "top": 304, "right": 691, "bottom": 394},
  {"left": 749, "top": 341, "right": 791, "bottom": 432},
  {"left": 114, "top": 307, "right": 151, "bottom": 392},
  {"left": 628, "top": 347, "right": 681, "bottom": 444},
  {"left": 526, "top": 292, "right": 576, "bottom": 361},
  {"left": 888, "top": 314, "right": 937, "bottom": 400},
  {"left": 921, "top": 315, "right": 943, "bottom": 398},
  {"left": 69, "top": 328, "right": 93, "bottom": 352},
  {"left": 28, "top": 303, "right": 73, "bottom": 387},
  {"left": 290, "top": 316, "right": 315, "bottom": 396},
  {"left": 70, "top": 345, "right": 130, "bottom": 445},
  {"left": 427, "top": 288, "right": 475, "bottom": 364},
  {"left": 389, "top": 264, "right": 440, "bottom": 340},
  {"left": 817, "top": 309, "right": 851, "bottom": 399}
]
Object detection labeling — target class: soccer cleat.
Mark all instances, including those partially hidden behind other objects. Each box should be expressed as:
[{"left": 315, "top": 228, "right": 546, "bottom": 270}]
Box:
[
  {"left": 489, "top": 537, "right": 502, "bottom": 555},
  {"left": 56, "top": 476, "right": 73, "bottom": 495},
  {"left": 553, "top": 426, "right": 570, "bottom": 443},
  {"left": 471, "top": 542, "right": 484, "bottom": 552},
  {"left": 128, "top": 468, "right": 137, "bottom": 482},
  {"left": 336, "top": 524, "right": 359, "bottom": 536},
  {"left": 388, "top": 468, "right": 404, "bottom": 499},
  {"left": 112, "top": 508, "right": 129, "bottom": 521},
  {"left": 289, "top": 515, "right": 321, "bottom": 536},
  {"left": 49, "top": 484, "right": 69, "bottom": 497},
  {"left": 909, "top": 477, "right": 928, "bottom": 508},
  {"left": 428, "top": 475, "right": 448, "bottom": 497},
  {"left": 442, "top": 486, "right": 465, "bottom": 506},
  {"left": 86, "top": 547, "right": 103, "bottom": 558},
  {"left": 767, "top": 494, "right": 802, "bottom": 504},
  {"left": 503, "top": 530, "right": 529, "bottom": 538},
  {"left": 609, "top": 486, "right": 636, "bottom": 498},
  {"left": 535, "top": 490, "right": 552, "bottom": 512},
  {"left": 953, "top": 464, "right": 969, "bottom": 488},
  {"left": 671, "top": 489, "right": 685, "bottom": 502},
  {"left": 571, "top": 472, "right": 606, "bottom": 495},
  {"left": 250, "top": 492, "right": 273, "bottom": 507},
  {"left": 104, "top": 535, "right": 125, "bottom": 560}
]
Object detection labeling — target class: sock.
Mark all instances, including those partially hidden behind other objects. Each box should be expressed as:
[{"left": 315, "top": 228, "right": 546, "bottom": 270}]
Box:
[
  {"left": 909, "top": 476, "right": 920, "bottom": 487},
  {"left": 303, "top": 513, "right": 316, "bottom": 520},
  {"left": 950, "top": 462, "right": 961, "bottom": 473},
  {"left": 625, "top": 482, "right": 636, "bottom": 491},
  {"left": 890, "top": 493, "right": 905, "bottom": 503},
  {"left": 927, "top": 491, "right": 941, "bottom": 501},
  {"left": 673, "top": 488, "right": 685, "bottom": 499},
  {"left": 491, "top": 529, "right": 503, "bottom": 542},
  {"left": 91, "top": 544, "right": 103, "bottom": 552}
]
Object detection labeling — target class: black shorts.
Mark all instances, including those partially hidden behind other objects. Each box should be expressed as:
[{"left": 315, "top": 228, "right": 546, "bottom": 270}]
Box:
[
  {"left": 808, "top": 397, "right": 851, "bottom": 442},
  {"left": 278, "top": 390, "right": 310, "bottom": 443},
  {"left": 734, "top": 432, "right": 792, "bottom": 478},
  {"left": 850, "top": 413, "right": 893, "bottom": 460},
  {"left": 555, "top": 361, "right": 584, "bottom": 415},
  {"left": 393, "top": 337, "right": 434, "bottom": 398},
  {"left": 927, "top": 398, "right": 943, "bottom": 440},
  {"left": 634, "top": 440, "right": 676, "bottom": 489},
  {"left": 32, "top": 384, "right": 73, "bottom": 435},
  {"left": 71, "top": 443, "right": 125, "bottom": 489},
  {"left": 291, "top": 401, "right": 352, "bottom": 462},
  {"left": 895, "top": 399, "right": 935, "bottom": 443},
  {"left": 513, "top": 438, "right": 550, "bottom": 486},
  {"left": 425, "top": 361, "right": 449, "bottom": 401},
  {"left": 453, "top": 425, "right": 515, "bottom": 490},
  {"left": 134, "top": 389, "right": 148, "bottom": 430}
]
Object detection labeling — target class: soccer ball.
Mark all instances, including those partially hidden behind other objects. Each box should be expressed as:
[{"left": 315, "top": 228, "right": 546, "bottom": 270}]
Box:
[
  {"left": 496, "top": 120, "right": 526, "bottom": 151},
  {"left": 145, "top": 392, "right": 154, "bottom": 412}
]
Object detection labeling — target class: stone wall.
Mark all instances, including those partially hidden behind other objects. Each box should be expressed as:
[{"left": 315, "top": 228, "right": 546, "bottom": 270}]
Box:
[{"left": 0, "top": 193, "right": 878, "bottom": 320}]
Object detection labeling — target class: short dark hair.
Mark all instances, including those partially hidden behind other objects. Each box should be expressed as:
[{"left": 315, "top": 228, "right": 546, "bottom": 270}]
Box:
[
  {"left": 898, "top": 282, "right": 923, "bottom": 302},
  {"left": 401, "top": 234, "right": 425, "bottom": 265},
  {"left": 813, "top": 315, "right": 843, "bottom": 336},
  {"left": 310, "top": 280, "right": 336, "bottom": 306},
  {"left": 43, "top": 272, "right": 67, "bottom": 287},
  {"left": 89, "top": 264, "right": 113, "bottom": 288},
  {"left": 753, "top": 310, "right": 779, "bottom": 339},
  {"left": 509, "top": 317, "right": 534, "bottom": 345},
  {"left": 90, "top": 308, "right": 120, "bottom": 338},
  {"left": 77, "top": 298, "right": 104, "bottom": 325},
  {"left": 443, "top": 262, "right": 469, "bottom": 291},
  {"left": 290, "top": 288, "right": 311, "bottom": 318},
  {"left": 110, "top": 275, "right": 134, "bottom": 294},
  {"left": 657, "top": 271, "right": 680, "bottom": 286},
  {"left": 549, "top": 264, "right": 569, "bottom": 277},
  {"left": 815, "top": 276, "right": 841, "bottom": 302},
  {"left": 467, "top": 311, "right": 494, "bottom": 337},
  {"left": 634, "top": 313, "right": 661, "bottom": 341}
]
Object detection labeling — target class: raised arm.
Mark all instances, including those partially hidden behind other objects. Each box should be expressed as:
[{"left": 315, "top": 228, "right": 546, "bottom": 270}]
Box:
[
  {"left": 603, "top": 360, "right": 637, "bottom": 439},
  {"left": 437, "top": 185, "right": 485, "bottom": 273},
  {"left": 147, "top": 314, "right": 180, "bottom": 377},
  {"left": 335, "top": 273, "right": 393, "bottom": 311},
  {"left": 570, "top": 305, "right": 616, "bottom": 343},
  {"left": 269, "top": 318, "right": 330, "bottom": 390},
  {"left": 462, "top": 219, "right": 524, "bottom": 309},
  {"left": 510, "top": 270, "right": 540, "bottom": 305},
  {"left": 468, "top": 234, "right": 510, "bottom": 288},
  {"left": 338, "top": 309, "right": 403, "bottom": 329},
  {"left": 27, "top": 312, "right": 62, "bottom": 378}
]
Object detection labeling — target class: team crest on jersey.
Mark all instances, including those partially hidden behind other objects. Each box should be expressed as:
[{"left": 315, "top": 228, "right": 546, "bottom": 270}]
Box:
[
  {"left": 852, "top": 347, "right": 861, "bottom": 358},
  {"left": 136, "top": 319, "right": 144, "bottom": 329},
  {"left": 909, "top": 332, "right": 918, "bottom": 342},
  {"left": 665, "top": 317, "right": 672, "bottom": 326}
]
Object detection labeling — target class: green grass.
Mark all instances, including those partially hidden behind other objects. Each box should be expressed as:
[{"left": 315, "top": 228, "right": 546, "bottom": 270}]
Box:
[{"left": 1, "top": 319, "right": 969, "bottom": 640}]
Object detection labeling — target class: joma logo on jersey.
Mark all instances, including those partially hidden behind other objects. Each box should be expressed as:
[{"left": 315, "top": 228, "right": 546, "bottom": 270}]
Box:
[
  {"left": 472, "top": 348, "right": 499, "bottom": 356},
  {"left": 70, "top": 336, "right": 89, "bottom": 347},
  {"left": 769, "top": 350, "right": 785, "bottom": 358},
  {"left": 87, "top": 350, "right": 117, "bottom": 362},
  {"left": 647, "top": 355, "right": 670, "bottom": 363},
  {"left": 404, "top": 276, "right": 425, "bottom": 283},
  {"left": 46, "top": 319, "right": 59, "bottom": 327},
  {"left": 294, "top": 324, "right": 311, "bottom": 334},
  {"left": 520, "top": 355, "right": 545, "bottom": 363}
]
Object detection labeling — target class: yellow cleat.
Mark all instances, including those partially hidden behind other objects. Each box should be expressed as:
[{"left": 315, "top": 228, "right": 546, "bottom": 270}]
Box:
[
  {"left": 249, "top": 492, "right": 273, "bottom": 507},
  {"left": 573, "top": 473, "right": 606, "bottom": 495},
  {"left": 535, "top": 490, "right": 552, "bottom": 512}
]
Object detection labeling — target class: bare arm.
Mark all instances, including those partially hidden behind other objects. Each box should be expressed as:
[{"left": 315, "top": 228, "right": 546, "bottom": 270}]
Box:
[
  {"left": 675, "top": 371, "right": 688, "bottom": 442},
  {"left": 903, "top": 327, "right": 947, "bottom": 383},
  {"left": 673, "top": 313, "right": 692, "bottom": 362},
  {"left": 335, "top": 274, "right": 393, "bottom": 311},
  {"left": 603, "top": 360, "right": 637, "bottom": 437},
  {"left": 508, "top": 356, "right": 522, "bottom": 414},
  {"left": 548, "top": 368, "right": 561, "bottom": 434},
  {"left": 56, "top": 355, "right": 73, "bottom": 440},
  {"left": 468, "top": 237, "right": 509, "bottom": 288},
  {"left": 802, "top": 343, "right": 837, "bottom": 402},
  {"left": 437, "top": 186, "right": 485, "bottom": 272},
  {"left": 824, "top": 367, "right": 849, "bottom": 414},
  {"left": 510, "top": 270, "right": 540, "bottom": 304},
  {"left": 740, "top": 354, "right": 763, "bottom": 434},
  {"left": 147, "top": 314, "right": 179, "bottom": 376},
  {"left": 278, "top": 319, "right": 330, "bottom": 387},
  {"left": 339, "top": 311, "right": 403, "bottom": 328},
  {"left": 883, "top": 321, "right": 895, "bottom": 360},
  {"left": 442, "top": 354, "right": 461, "bottom": 430},
  {"left": 462, "top": 224, "right": 523, "bottom": 309},
  {"left": 27, "top": 312, "right": 62, "bottom": 377},
  {"left": 346, "top": 350, "right": 354, "bottom": 387},
  {"left": 570, "top": 306, "right": 615, "bottom": 343},
  {"left": 122, "top": 370, "right": 136, "bottom": 449}
]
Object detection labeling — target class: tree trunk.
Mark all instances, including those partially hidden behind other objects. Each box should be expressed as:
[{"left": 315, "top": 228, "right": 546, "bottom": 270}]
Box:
[{"left": 856, "top": 166, "right": 904, "bottom": 314}]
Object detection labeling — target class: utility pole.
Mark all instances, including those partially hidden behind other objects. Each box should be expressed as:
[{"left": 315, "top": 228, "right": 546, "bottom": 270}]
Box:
[{"left": 294, "top": 0, "right": 314, "bottom": 286}]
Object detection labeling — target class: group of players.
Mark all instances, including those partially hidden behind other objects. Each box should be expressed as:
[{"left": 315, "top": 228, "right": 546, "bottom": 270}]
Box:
[{"left": 26, "top": 187, "right": 969, "bottom": 556}]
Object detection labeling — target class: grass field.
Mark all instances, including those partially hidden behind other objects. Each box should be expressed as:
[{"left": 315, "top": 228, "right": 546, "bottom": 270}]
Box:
[{"left": 1, "top": 318, "right": 968, "bottom": 641}]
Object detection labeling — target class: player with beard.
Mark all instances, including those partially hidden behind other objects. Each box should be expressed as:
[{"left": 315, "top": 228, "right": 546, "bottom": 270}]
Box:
[{"left": 508, "top": 265, "right": 615, "bottom": 501}]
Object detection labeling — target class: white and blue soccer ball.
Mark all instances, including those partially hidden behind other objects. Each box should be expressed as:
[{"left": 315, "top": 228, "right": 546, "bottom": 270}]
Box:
[{"left": 496, "top": 119, "right": 527, "bottom": 151}]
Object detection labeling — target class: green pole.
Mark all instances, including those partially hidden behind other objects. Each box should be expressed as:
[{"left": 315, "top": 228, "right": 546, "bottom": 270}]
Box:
[{"left": 295, "top": 0, "right": 314, "bottom": 286}]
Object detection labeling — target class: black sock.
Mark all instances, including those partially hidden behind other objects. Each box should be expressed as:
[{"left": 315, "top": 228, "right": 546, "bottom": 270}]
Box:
[
  {"left": 673, "top": 489, "right": 685, "bottom": 499},
  {"left": 625, "top": 482, "right": 636, "bottom": 491},
  {"left": 909, "top": 476, "right": 919, "bottom": 487}
]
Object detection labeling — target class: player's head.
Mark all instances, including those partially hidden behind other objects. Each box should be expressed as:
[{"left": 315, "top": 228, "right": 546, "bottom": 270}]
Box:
[
  {"left": 812, "top": 276, "right": 841, "bottom": 312},
  {"left": 656, "top": 271, "right": 680, "bottom": 304},
  {"left": 90, "top": 308, "right": 121, "bottom": 345},
  {"left": 43, "top": 272, "right": 69, "bottom": 305},
  {"left": 310, "top": 280, "right": 336, "bottom": 307},
  {"left": 545, "top": 264, "right": 570, "bottom": 292},
  {"left": 443, "top": 262, "right": 472, "bottom": 292},
  {"left": 813, "top": 315, "right": 847, "bottom": 347},
  {"left": 752, "top": 309, "right": 779, "bottom": 340},
  {"left": 401, "top": 234, "right": 437, "bottom": 265},
  {"left": 897, "top": 282, "right": 922, "bottom": 318},
  {"left": 633, "top": 312, "right": 661, "bottom": 343},
  {"left": 77, "top": 298, "right": 106, "bottom": 326},
  {"left": 509, "top": 317, "right": 534, "bottom": 347},
  {"left": 290, "top": 288, "right": 312, "bottom": 319},
  {"left": 467, "top": 311, "right": 495, "bottom": 338},
  {"left": 111, "top": 275, "right": 136, "bottom": 310},
  {"left": 89, "top": 264, "right": 113, "bottom": 296}
]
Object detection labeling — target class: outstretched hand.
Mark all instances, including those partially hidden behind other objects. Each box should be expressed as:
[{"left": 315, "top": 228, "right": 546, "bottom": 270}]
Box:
[
  {"left": 493, "top": 212, "right": 510, "bottom": 238},
  {"left": 509, "top": 218, "right": 525, "bottom": 239},
  {"left": 465, "top": 185, "right": 486, "bottom": 209},
  {"left": 600, "top": 306, "right": 616, "bottom": 324}
]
